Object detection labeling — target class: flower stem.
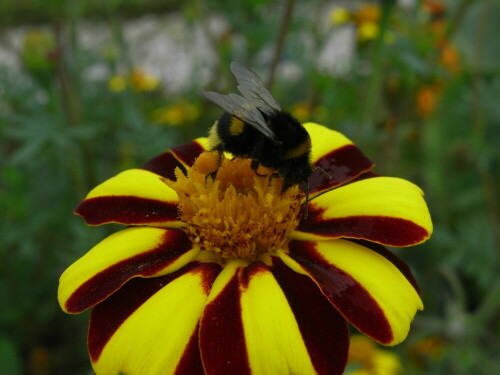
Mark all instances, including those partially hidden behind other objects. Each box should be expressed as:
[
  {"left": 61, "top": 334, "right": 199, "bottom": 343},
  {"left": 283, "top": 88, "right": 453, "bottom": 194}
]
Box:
[{"left": 267, "top": 0, "right": 296, "bottom": 89}]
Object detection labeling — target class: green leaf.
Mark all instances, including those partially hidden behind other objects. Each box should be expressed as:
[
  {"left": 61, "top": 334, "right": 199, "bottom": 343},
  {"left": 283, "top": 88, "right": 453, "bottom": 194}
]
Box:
[{"left": 0, "top": 335, "right": 21, "bottom": 375}]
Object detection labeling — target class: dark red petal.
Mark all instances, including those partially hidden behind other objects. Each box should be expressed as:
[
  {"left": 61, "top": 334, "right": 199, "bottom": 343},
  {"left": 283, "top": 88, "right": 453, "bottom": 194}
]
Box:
[
  {"left": 66, "top": 229, "right": 191, "bottom": 313},
  {"left": 288, "top": 240, "right": 394, "bottom": 344},
  {"left": 142, "top": 151, "right": 186, "bottom": 180},
  {"left": 298, "top": 204, "right": 429, "bottom": 247},
  {"left": 309, "top": 145, "right": 374, "bottom": 194},
  {"left": 74, "top": 196, "right": 179, "bottom": 226},
  {"left": 170, "top": 140, "right": 206, "bottom": 167},
  {"left": 270, "top": 256, "right": 349, "bottom": 375},
  {"left": 200, "top": 270, "right": 250, "bottom": 375},
  {"left": 175, "top": 323, "right": 205, "bottom": 375}
]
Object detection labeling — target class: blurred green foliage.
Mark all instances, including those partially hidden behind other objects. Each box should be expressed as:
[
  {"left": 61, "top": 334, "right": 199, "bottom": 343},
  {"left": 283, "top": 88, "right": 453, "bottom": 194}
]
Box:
[{"left": 0, "top": 0, "right": 498, "bottom": 374}]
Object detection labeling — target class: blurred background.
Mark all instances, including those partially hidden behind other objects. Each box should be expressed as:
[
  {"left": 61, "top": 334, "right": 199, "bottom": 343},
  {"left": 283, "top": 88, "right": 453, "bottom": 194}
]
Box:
[{"left": 0, "top": 0, "right": 498, "bottom": 374}]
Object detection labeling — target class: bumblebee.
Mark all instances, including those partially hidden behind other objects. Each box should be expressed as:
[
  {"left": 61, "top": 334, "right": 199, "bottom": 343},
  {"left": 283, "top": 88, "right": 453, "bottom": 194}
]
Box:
[{"left": 202, "top": 62, "right": 313, "bottom": 191}]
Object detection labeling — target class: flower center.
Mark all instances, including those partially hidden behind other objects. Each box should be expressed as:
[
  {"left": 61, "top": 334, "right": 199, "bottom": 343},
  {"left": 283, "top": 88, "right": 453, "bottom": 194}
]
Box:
[{"left": 164, "top": 152, "right": 303, "bottom": 261}]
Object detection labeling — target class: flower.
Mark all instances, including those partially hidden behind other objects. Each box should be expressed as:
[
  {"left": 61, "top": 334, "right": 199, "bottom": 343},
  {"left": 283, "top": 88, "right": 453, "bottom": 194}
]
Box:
[
  {"left": 107, "top": 67, "right": 160, "bottom": 93},
  {"left": 329, "top": 4, "right": 393, "bottom": 42},
  {"left": 416, "top": 83, "right": 442, "bottom": 118},
  {"left": 58, "top": 123, "right": 432, "bottom": 374},
  {"left": 151, "top": 100, "right": 200, "bottom": 126},
  {"left": 409, "top": 336, "right": 447, "bottom": 368},
  {"left": 345, "top": 335, "right": 401, "bottom": 375},
  {"left": 130, "top": 67, "right": 160, "bottom": 92},
  {"left": 21, "top": 30, "right": 58, "bottom": 77},
  {"left": 330, "top": 7, "right": 351, "bottom": 25},
  {"left": 107, "top": 75, "right": 127, "bottom": 92}
]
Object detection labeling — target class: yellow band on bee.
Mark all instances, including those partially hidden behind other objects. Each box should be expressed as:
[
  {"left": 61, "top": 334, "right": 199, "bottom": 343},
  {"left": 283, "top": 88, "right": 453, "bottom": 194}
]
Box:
[
  {"left": 285, "top": 136, "right": 311, "bottom": 159},
  {"left": 229, "top": 116, "right": 245, "bottom": 136}
]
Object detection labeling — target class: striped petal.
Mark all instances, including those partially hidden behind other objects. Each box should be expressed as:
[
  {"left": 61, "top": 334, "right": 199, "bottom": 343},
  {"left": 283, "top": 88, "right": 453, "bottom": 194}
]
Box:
[
  {"left": 58, "top": 227, "right": 199, "bottom": 313},
  {"left": 200, "top": 260, "right": 337, "bottom": 375},
  {"left": 268, "top": 255, "right": 349, "bottom": 375},
  {"left": 349, "top": 239, "right": 420, "bottom": 295},
  {"left": 75, "top": 169, "right": 180, "bottom": 227},
  {"left": 294, "top": 176, "right": 432, "bottom": 247},
  {"left": 141, "top": 137, "right": 210, "bottom": 180},
  {"left": 282, "top": 240, "right": 423, "bottom": 345},
  {"left": 89, "top": 262, "right": 221, "bottom": 375},
  {"left": 304, "top": 123, "right": 374, "bottom": 196},
  {"left": 169, "top": 137, "right": 210, "bottom": 167},
  {"left": 141, "top": 150, "right": 187, "bottom": 180}
]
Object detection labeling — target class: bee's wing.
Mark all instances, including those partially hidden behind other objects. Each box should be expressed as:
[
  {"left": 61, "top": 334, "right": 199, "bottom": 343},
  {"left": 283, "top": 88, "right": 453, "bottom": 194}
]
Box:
[
  {"left": 230, "top": 62, "right": 282, "bottom": 116},
  {"left": 202, "top": 91, "right": 278, "bottom": 141}
]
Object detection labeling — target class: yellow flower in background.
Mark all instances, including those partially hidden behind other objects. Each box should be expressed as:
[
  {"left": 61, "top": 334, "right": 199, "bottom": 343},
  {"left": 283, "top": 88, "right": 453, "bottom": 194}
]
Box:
[
  {"left": 330, "top": 4, "right": 385, "bottom": 41},
  {"left": 330, "top": 7, "right": 351, "bottom": 25},
  {"left": 358, "top": 22, "right": 379, "bottom": 41},
  {"left": 347, "top": 335, "right": 402, "bottom": 375},
  {"left": 130, "top": 67, "right": 160, "bottom": 92},
  {"left": 355, "top": 4, "right": 381, "bottom": 41},
  {"left": 291, "top": 101, "right": 313, "bottom": 123},
  {"left": 108, "top": 75, "right": 127, "bottom": 92},
  {"left": 151, "top": 100, "right": 200, "bottom": 126},
  {"left": 107, "top": 67, "right": 160, "bottom": 93}
]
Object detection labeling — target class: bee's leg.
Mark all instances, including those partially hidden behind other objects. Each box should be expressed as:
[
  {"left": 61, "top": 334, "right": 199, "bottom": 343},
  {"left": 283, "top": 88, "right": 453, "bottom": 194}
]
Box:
[
  {"left": 302, "top": 179, "right": 310, "bottom": 219},
  {"left": 313, "top": 166, "right": 332, "bottom": 180},
  {"left": 263, "top": 171, "right": 282, "bottom": 187},
  {"left": 206, "top": 150, "right": 223, "bottom": 182},
  {"left": 250, "top": 159, "right": 260, "bottom": 171},
  {"left": 251, "top": 159, "right": 268, "bottom": 177}
]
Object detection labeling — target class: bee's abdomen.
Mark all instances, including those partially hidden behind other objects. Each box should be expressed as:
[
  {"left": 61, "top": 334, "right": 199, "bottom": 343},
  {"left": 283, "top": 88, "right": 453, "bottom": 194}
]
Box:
[{"left": 214, "top": 112, "right": 262, "bottom": 156}]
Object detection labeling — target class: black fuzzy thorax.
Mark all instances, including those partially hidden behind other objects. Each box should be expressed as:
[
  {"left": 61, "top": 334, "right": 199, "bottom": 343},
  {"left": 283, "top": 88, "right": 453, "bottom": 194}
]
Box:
[{"left": 214, "top": 110, "right": 312, "bottom": 188}]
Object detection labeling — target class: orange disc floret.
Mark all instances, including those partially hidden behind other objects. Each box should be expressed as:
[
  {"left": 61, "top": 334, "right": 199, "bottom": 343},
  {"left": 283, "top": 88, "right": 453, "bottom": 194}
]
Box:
[{"left": 164, "top": 152, "right": 303, "bottom": 261}]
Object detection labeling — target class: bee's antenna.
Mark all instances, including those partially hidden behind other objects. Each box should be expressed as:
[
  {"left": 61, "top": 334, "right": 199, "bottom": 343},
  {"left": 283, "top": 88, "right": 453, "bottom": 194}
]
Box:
[{"left": 314, "top": 166, "right": 332, "bottom": 180}]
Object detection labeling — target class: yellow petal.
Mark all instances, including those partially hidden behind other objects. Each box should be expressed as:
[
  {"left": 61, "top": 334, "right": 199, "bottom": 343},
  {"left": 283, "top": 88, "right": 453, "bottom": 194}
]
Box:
[
  {"left": 294, "top": 176, "right": 432, "bottom": 246},
  {"left": 58, "top": 227, "right": 199, "bottom": 313},
  {"left": 90, "top": 263, "right": 219, "bottom": 375}
]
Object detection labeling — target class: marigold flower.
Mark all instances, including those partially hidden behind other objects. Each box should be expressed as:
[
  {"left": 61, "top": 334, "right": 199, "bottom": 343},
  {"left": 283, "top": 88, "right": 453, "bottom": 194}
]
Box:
[
  {"left": 358, "top": 22, "right": 380, "bottom": 41},
  {"left": 354, "top": 4, "right": 380, "bottom": 26},
  {"left": 416, "top": 84, "right": 442, "bottom": 118},
  {"left": 130, "top": 67, "right": 160, "bottom": 92},
  {"left": 291, "top": 101, "right": 314, "bottom": 123},
  {"left": 108, "top": 75, "right": 127, "bottom": 92},
  {"left": 438, "top": 43, "right": 461, "bottom": 73},
  {"left": 108, "top": 67, "right": 160, "bottom": 93},
  {"left": 58, "top": 123, "right": 432, "bottom": 374},
  {"left": 151, "top": 100, "right": 200, "bottom": 126},
  {"left": 346, "top": 335, "right": 402, "bottom": 375},
  {"left": 330, "top": 7, "right": 351, "bottom": 25}
]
